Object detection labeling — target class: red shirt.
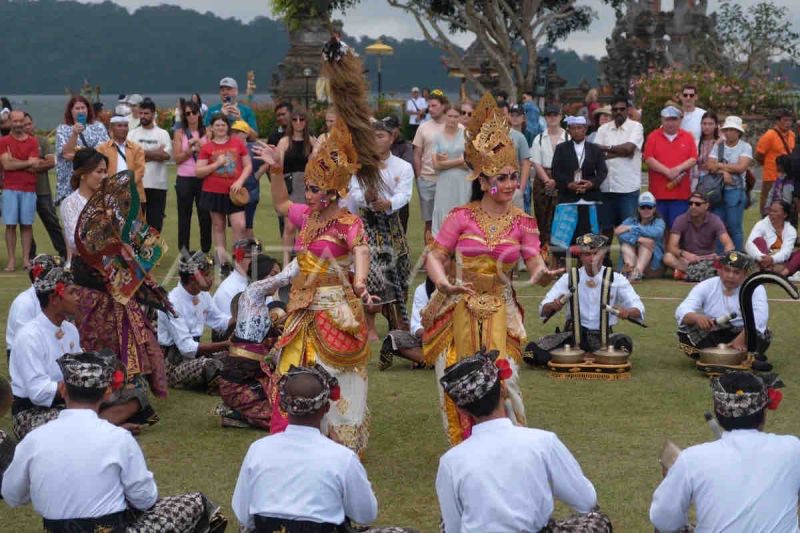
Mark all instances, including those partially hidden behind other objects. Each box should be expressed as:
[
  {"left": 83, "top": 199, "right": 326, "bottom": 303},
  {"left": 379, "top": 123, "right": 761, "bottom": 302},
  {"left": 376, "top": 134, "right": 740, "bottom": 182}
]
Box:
[
  {"left": 0, "top": 134, "right": 39, "bottom": 192},
  {"left": 198, "top": 137, "right": 249, "bottom": 194},
  {"left": 643, "top": 128, "right": 698, "bottom": 200}
]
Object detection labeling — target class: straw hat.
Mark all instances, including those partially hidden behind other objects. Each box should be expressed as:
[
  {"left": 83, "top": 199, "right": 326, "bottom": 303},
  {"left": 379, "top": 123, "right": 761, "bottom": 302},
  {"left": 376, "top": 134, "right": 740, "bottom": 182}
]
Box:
[{"left": 229, "top": 187, "right": 250, "bottom": 207}]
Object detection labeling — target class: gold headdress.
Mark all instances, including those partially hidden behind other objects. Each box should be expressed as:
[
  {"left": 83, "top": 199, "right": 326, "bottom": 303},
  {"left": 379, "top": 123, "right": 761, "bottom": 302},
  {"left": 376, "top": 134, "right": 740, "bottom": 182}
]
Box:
[
  {"left": 304, "top": 119, "right": 360, "bottom": 198},
  {"left": 464, "top": 93, "right": 519, "bottom": 180}
]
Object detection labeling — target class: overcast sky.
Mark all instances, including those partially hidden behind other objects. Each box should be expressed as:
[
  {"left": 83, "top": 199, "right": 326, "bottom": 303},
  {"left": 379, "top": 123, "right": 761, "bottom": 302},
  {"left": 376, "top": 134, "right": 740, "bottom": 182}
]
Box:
[{"left": 69, "top": 0, "right": 800, "bottom": 59}]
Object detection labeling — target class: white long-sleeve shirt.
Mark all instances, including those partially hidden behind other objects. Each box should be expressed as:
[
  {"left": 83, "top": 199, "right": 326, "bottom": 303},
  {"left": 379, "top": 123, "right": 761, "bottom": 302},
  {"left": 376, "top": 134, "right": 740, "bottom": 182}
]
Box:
[
  {"left": 540, "top": 267, "right": 645, "bottom": 329},
  {"left": 6, "top": 285, "right": 40, "bottom": 352},
  {"left": 745, "top": 217, "right": 797, "bottom": 264},
  {"left": 346, "top": 155, "right": 413, "bottom": 214},
  {"left": 156, "top": 284, "right": 230, "bottom": 358},
  {"left": 409, "top": 282, "right": 430, "bottom": 336},
  {"left": 232, "top": 425, "right": 378, "bottom": 529},
  {"left": 10, "top": 313, "right": 81, "bottom": 407},
  {"left": 650, "top": 429, "right": 800, "bottom": 533},
  {"left": 675, "top": 277, "right": 768, "bottom": 333},
  {"left": 436, "top": 418, "right": 596, "bottom": 533},
  {"left": 212, "top": 269, "right": 248, "bottom": 322},
  {"left": 2, "top": 409, "right": 158, "bottom": 518}
]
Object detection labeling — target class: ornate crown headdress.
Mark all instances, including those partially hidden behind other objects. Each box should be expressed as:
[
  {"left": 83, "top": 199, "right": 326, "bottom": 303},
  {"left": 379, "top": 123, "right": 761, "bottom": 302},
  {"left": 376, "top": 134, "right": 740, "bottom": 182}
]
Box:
[
  {"left": 464, "top": 93, "right": 519, "bottom": 181},
  {"left": 304, "top": 119, "right": 360, "bottom": 198}
]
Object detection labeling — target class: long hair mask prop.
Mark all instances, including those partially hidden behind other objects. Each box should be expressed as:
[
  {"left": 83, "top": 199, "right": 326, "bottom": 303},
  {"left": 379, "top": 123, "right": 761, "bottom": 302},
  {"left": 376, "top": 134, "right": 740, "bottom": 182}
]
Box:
[{"left": 464, "top": 93, "right": 519, "bottom": 181}]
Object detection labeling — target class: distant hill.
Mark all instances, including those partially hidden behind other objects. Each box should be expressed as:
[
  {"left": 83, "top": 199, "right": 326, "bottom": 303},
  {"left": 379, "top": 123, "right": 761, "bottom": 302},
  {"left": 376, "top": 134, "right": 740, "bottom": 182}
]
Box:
[{"left": 0, "top": 0, "right": 605, "bottom": 94}]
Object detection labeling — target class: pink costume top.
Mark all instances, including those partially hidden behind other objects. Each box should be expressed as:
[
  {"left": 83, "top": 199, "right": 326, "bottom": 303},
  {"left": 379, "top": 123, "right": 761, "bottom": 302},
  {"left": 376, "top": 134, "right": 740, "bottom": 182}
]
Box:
[
  {"left": 433, "top": 202, "right": 541, "bottom": 270},
  {"left": 288, "top": 203, "right": 364, "bottom": 260}
]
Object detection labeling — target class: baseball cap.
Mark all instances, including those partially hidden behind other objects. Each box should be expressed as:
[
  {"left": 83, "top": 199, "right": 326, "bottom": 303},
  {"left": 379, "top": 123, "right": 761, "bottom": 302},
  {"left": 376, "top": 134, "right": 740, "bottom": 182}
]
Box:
[
  {"left": 411, "top": 86, "right": 420, "bottom": 92},
  {"left": 231, "top": 120, "right": 253, "bottom": 135},
  {"left": 219, "top": 77, "right": 238, "bottom": 89},
  {"left": 638, "top": 191, "right": 656, "bottom": 206},
  {"left": 127, "top": 94, "right": 143, "bottom": 105},
  {"left": 509, "top": 104, "right": 524, "bottom": 115},
  {"left": 660, "top": 105, "right": 681, "bottom": 119},
  {"left": 544, "top": 103, "right": 562, "bottom": 115}
]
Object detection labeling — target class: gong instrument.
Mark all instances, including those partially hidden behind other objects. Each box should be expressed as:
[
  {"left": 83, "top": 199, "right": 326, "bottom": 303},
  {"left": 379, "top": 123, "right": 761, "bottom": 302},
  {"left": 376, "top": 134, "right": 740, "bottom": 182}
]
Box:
[
  {"left": 698, "top": 343, "right": 746, "bottom": 366},
  {"left": 550, "top": 344, "right": 586, "bottom": 364},
  {"left": 593, "top": 345, "right": 630, "bottom": 366}
]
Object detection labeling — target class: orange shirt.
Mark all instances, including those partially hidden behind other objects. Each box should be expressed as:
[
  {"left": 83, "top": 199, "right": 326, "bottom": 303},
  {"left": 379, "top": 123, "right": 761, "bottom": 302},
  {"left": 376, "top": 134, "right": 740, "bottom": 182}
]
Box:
[{"left": 756, "top": 129, "right": 795, "bottom": 182}]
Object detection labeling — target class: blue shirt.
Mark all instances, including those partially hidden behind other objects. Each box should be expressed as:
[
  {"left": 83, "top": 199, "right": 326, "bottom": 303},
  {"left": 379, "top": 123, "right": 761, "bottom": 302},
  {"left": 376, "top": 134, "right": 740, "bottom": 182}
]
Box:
[{"left": 205, "top": 102, "right": 258, "bottom": 132}]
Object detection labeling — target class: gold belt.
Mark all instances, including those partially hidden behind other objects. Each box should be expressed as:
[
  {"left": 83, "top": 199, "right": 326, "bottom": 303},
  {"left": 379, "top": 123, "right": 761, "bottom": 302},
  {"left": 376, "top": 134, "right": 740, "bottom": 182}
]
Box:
[
  {"left": 460, "top": 270, "right": 508, "bottom": 296},
  {"left": 459, "top": 271, "right": 508, "bottom": 320},
  {"left": 229, "top": 345, "right": 265, "bottom": 362}
]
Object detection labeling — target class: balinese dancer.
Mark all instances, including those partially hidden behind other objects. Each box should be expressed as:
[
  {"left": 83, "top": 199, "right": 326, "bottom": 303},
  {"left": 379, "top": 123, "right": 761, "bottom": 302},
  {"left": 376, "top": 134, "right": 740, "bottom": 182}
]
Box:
[
  {"left": 3, "top": 351, "right": 227, "bottom": 532},
  {"left": 346, "top": 118, "right": 414, "bottom": 339},
  {"left": 527, "top": 233, "right": 645, "bottom": 365},
  {"left": 675, "top": 251, "right": 773, "bottom": 370},
  {"left": 71, "top": 169, "right": 172, "bottom": 416},
  {"left": 157, "top": 251, "right": 233, "bottom": 390},
  {"left": 423, "top": 92, "right": 561, "bottom": 446},
  {"left": 251, "top": 36, "right": 384, "bottom": 455},
  {"left": 216, "top": 260, "right": 298, "bottom": 429}
]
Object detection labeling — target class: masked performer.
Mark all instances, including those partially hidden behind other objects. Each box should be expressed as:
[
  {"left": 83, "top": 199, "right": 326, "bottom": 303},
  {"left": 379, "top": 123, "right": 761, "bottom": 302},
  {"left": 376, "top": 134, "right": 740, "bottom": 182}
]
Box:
[
  {"left": 423, "top": 93, "right": 561, "bottom": 446},
  {"left": 527, "top": 233, "right": 645, "bottom": 365},
  {"left": 3, "top": 351, "right": 227, "bottom": 532},
  {"left": 675, "top": 250, "right": 774, "bottom": 371},
  {"left": 252, "top": 38, "right": 385, "bottom": 455},
  {"left": 71, "top": 169, "right": 172, "bottom": 417}
]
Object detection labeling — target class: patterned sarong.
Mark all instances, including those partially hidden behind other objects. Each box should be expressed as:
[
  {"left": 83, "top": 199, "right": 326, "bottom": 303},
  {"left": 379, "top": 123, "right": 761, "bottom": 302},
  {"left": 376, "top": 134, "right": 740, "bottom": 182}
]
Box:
[
  {"left": 164, "top": 346, "right": 224, "bottom": 389},
  {"left": 12, "top": 406, "right": 61, "bottom": 440}
]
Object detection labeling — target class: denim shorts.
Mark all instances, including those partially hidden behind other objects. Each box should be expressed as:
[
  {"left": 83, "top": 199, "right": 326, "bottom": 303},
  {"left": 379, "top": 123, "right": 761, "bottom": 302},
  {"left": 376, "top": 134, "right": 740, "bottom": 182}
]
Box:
[{"left": 2, "top": 190, "right": 37, "bottom": 226}]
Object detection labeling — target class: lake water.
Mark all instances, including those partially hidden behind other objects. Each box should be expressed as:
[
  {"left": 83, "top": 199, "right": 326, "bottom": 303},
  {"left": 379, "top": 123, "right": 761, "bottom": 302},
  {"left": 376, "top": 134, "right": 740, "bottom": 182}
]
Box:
[{"left": 3, "top": 94, "right": 278, "bottom": 131}]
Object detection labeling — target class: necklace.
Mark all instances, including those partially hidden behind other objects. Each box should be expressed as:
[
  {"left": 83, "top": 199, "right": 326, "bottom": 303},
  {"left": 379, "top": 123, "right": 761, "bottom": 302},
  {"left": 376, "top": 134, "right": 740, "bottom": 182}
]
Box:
[
  {"left": 55, "top": 328, "right": 64, "bottom": 340},
  {"left": 299, "top": 210, "right": 339, "bottom": 247},
  {"left": 469, "top": 202, "right": 516, "bottom": 248}
]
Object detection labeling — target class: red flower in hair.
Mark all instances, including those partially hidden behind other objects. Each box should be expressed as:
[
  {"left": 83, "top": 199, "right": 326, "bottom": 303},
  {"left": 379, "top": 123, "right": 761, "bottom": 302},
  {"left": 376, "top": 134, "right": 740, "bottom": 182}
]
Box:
[
  {"left": 495, "top": 358, "right": 512, "bottom": 380},
  {"left": 330, "top": 385, "right": 341, "bottom": 401},
  {"left": 232, "top": 247, "right": 246, "bottom": 263},
  {"left": 54, "top": 281, "right": 66, "bottom": 298},
  {"left": 31, "top": 264, "right": 44, "bottom": 279},
  {"left": 767, "top": 388, "right": 783, "bottom": 410},
  {"left": 111, "top": 370, "right": 125, "bottom": 391}
]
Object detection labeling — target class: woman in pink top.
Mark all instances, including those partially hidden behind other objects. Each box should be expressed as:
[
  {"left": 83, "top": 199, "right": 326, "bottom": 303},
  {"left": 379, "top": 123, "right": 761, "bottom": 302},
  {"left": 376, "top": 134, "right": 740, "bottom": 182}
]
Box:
[
  {"left": 172, "top": 100, "right": 210, "bottom": 253},
  {"left": 424, "top": 93, "right": 561, "bottom": 446}
]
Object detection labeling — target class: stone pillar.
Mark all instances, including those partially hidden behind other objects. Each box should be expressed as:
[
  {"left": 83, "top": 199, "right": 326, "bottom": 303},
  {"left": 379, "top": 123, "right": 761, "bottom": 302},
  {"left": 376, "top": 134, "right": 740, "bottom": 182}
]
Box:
[{"left": 271, "top": 17, "right": 341, "bottom": 108}]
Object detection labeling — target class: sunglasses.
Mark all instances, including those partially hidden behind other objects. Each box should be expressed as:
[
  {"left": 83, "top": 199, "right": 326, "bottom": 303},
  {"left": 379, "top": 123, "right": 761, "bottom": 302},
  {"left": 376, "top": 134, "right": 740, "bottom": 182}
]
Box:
[
  {"left": 184, "top": 110, "right": 198, "bottom": 116},
  {"left": 611, "top": 106, "right": 627, "bottom": 112},
  {"left": 461, "top": 110, "right": 472, "bottom": 117},
  {"left": 639, "top": 205, "right": 655, "bottom": 210},
  {"left": 689, "top": 200, "right": 706, "bottom": 206},
  {"left": 683, "top": 93, "right": 696, "bottom": 98}
]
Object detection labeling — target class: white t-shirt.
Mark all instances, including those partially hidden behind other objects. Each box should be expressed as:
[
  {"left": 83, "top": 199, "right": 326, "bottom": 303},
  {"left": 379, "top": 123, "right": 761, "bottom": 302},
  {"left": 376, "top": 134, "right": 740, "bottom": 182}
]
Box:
[
  {"left": 412, "top": 119, "right": 446, "bottom": 181},
  {"left": 127, "top": 125, "right": 172, "bottom": 190},
  {"left": 406, "top": 97, "right": 428, "bottom": 126},
  {"left": 681, "top": 107, "right": 706, "bottom": 143},
  {"left": 594, "top": 119, "right": 644, "bottom": 193}
]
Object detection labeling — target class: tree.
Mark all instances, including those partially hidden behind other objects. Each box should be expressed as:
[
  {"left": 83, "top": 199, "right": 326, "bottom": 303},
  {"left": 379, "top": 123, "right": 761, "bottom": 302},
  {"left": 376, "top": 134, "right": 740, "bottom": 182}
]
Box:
[
  {"left": 716, "top": 0, "right": 800, "bottom": 79},
  {"left": 272, "top": 0, "right": 622, "bottom": 102}
]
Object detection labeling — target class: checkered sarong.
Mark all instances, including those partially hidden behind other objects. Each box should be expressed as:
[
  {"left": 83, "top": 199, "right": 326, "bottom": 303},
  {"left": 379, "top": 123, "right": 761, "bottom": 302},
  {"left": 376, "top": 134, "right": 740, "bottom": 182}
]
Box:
[
  {"left": 127, "top": 491, "right": 226, "bottom": 532},
  {"left": 165, "top": 352, "right": 224, "bottom": 389},
  {"left": 545, "top": 509, "right": 613, "bottom": 532}
]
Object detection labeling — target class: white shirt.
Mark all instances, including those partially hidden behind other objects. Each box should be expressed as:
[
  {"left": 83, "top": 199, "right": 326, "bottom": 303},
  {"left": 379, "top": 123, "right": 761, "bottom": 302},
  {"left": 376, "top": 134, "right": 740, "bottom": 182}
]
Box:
[
  {"left": 746, "top": 217, "right": 798, "bottom": 264},
  {"left": 156, "top": 284, "right": 230, "bottom": 357},
  {"left": 540, "top": 267, "right": 645, "bottom": 329},
  {"left": 127, "top": 125, "right": 171, "bottom": 190},
  {"left": 409, "top": 283, "right": 429, "bottom": 336},
  {"left": 212, "top": 269, "right": 248, "bottom": 321},
  {"left": 650, "top": 429, "right": 800, "bottom": 533},
  {"left": 347, "top": 155, "right": 414, "bottom": 214},
  {"left": 594, "top": 119, "right": 644, "bottom": 193},
  {"left": 6, "top": 285, "right": 40, "bottom": 351},
  {"left": 572, "top": 139, "right": 586, "bottom": 165},
  {"left": 530, "top": 128, "right": 568, "bottom": 169},
  {"left": 114, "top": 141, "right": 128, "bottom": 172},
  {"left": 436, "top": 418, "right": 596, "bottom": 533},
  {"left": 675, "top": 277, "right": 768, "bottom": 333},
  {"left": 10, "top": 313, "right": 81, "bottom": 407},
  {"left": 59, "top": 190, "right": 88, "bottom": 256},
  {"left": 681, "top": 106, "right": 706, "bottom": 143},
  {"left": 232, "top": 425, "right": 378, "bottom": 529},
  {"left": 406, "top": 96, "right": 428, "bottom": 126},
  {"left": 2, "top": 409, "right": 158, "bottom": 518}
]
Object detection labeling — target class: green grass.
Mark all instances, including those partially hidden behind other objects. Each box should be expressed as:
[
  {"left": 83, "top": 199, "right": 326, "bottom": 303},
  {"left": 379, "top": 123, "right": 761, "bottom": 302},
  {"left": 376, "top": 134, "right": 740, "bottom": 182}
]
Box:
[{"left": 1, "top": 172, "right": 798, "bottom": 532}]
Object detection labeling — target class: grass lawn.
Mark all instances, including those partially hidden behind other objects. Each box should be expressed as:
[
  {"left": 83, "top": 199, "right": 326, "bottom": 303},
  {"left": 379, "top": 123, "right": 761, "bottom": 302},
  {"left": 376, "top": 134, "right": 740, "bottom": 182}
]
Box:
[{"left": 1, "top": 170, "right": 799, "bottom": 531}]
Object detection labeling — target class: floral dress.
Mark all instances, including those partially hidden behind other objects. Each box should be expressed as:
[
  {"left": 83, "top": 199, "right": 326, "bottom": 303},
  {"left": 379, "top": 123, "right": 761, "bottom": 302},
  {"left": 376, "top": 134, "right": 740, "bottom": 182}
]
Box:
[
  {"left": 423, "top": 202, "right": 541, "bottom": 445},
  {"left": 269, "top": 204, "right": 371, "bottom": 455}
]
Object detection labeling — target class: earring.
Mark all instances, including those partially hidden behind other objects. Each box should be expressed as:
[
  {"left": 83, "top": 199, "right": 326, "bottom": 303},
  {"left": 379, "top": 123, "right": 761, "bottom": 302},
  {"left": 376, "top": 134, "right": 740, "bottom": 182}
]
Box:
[{"left": 490, "top": 185, "right": 498, "bottom": 195}]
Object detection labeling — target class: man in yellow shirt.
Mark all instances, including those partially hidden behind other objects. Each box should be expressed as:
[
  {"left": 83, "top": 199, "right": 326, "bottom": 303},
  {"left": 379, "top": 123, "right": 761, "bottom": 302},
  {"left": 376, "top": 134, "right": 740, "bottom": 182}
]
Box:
[{"left": 97, "top": 115, "right": 146, "bottom": 201}]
